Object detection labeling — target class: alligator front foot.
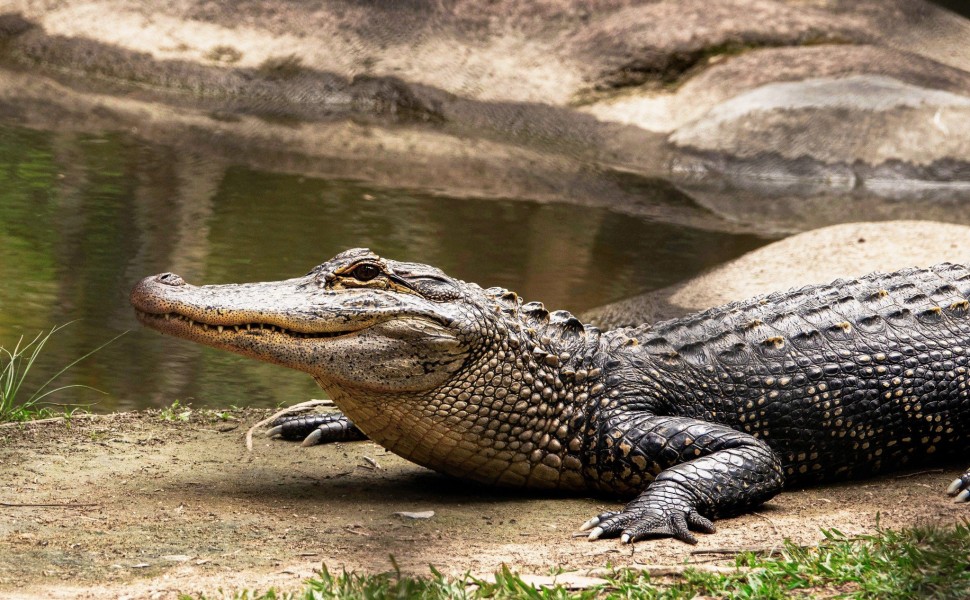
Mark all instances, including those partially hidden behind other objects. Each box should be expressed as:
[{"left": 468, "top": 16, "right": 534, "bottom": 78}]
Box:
[
  {"left": 266, "top": 412, "right": 368, "bottom": 446},
  {"left": 946, "top": 470, "right": 970, "bottom": 502},
  {"left": 579, "top": 482, "right": 715, "bottom": 544}
]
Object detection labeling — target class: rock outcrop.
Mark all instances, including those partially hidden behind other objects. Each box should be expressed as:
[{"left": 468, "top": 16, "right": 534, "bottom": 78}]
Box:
[{"left": 2, "top": 0, "right": 969, "bottom": 209}]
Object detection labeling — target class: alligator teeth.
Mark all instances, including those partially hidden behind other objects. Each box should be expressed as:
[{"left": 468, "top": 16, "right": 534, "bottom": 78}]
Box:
[{"left": 147, "top": 310, "right": 350, "bottom": 340}]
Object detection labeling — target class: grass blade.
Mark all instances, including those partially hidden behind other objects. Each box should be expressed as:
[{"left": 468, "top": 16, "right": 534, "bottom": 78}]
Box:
[
  {"left": 0, "top": 323, "right": 124, "bottom": 422},
  {"left": 26, "top": 329, "right": 127, "bottom": 405}
]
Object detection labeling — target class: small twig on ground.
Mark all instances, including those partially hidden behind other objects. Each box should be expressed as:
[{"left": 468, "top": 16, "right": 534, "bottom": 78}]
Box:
[
  {"left": 894, "top": 468, "right": 944, "bottom": 479},
  {"left": 362, "top": 456, "right": 382, "bottom": 470},
  {"left": 587, "top": 564, "right": 743, "bottom": 578},
  {"left": 688, "top": 555, "right": 739, "bottom": 564},
  {"left": 0, "top": 413, "right": 103, "bottom": 429},
  {"left": 244, "top": 399, "right": 334, "bottom": 451},
  {"left": 752, "top": 511, "right": 782, "bottom": 539},
  {"left": 0, "top": 502, "right": 99, "bottom": 508},
  {"left": 690, "top": 547, "right": 776, "bottom": 556}
]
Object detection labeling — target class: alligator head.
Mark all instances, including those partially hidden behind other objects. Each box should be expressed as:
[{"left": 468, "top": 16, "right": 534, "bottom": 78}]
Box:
[
  {"left": 131, "top": 248, "right": 600, "bottom": 488},
  {"left": 130, "top": 248, "right": 478, "bottom": 392}
]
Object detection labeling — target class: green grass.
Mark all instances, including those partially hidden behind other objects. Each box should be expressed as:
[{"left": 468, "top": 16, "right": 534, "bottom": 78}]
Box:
[
  {"left": 657, "top": 521, "right": 970, "bottom": 599},
  {"left": 0, "top": 323, "right": 123, "bottom": 422},
  {"left": 181, "top": 522, "right": 970, "bottom": 600}
]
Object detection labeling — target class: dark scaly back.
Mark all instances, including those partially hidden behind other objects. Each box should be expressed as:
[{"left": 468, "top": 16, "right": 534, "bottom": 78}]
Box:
[
  {"left": 627, "top": 264, "right": 970, "bottom": 364},
  {"left": 483, "top": 286, "right": 604, "bottom": 373},
  {"left": 613, "top": 263, "right": 970, "bottom": 485}
]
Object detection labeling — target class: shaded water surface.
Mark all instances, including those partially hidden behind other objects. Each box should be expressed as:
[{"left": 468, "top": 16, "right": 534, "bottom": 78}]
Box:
[{"left": 0, "top": 124, "right": 769, "bottom": 410}]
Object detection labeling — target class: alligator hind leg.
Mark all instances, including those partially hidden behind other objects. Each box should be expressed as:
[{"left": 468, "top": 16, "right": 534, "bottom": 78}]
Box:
[
  {"left": 266, "top": 412, "right": 368, "bottom": 446},
  {"left": 946, "top": 470, "right": 970, "bottom": 502}
]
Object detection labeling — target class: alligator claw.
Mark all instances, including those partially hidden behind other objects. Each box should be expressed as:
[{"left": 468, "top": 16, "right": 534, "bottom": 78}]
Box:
[
  {"left": 946, "top": 473, "right": 970, "bottom": 501},
  {"left": 579, "top": 511, "right": 617, "bottom": 532},
  {"left": 301, "top": 428, "right": 324, "bottom": 447},
  {"left": 265, "top": 425, "right": 283, "bottom": 438}
]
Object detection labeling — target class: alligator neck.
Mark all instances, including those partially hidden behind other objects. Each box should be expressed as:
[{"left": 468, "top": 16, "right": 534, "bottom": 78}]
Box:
[{"left": 320, "top": 292, "right": 608, "bottom": 490}]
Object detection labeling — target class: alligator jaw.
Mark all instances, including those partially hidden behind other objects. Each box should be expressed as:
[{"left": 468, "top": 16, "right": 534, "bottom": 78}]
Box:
[
  {"left": 129, "top": 272, "right": 367, "bottom": 360},
  {"left": 125, "top": 273, "right": 360, "bottom": 346},
  {"left": 133, "top": 309, "right": 356, "bottom": 341}
]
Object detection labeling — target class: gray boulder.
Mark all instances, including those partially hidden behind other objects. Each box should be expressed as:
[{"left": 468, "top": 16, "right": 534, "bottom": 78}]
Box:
[
  {"left": 669, "top": 74, "right": 970, "bottom": 186},
  {"left": 5, "top": 0, "right": 970, "bottom": 193}
]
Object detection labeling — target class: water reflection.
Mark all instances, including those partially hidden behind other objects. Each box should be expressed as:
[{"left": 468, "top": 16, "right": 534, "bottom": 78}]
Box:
[{"left": 0, "top": 124, "right": 769, "bottom": 410}]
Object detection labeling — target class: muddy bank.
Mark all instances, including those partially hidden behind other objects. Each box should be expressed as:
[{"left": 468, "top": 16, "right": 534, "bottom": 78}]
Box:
[{"left": 1, "top": 409, "right": 967, "bottom": 599}]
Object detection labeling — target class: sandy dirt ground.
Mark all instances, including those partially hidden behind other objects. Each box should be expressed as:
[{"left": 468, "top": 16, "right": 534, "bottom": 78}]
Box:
[{"left": 1, "top": 409, "right": 967, "bottom": 599}]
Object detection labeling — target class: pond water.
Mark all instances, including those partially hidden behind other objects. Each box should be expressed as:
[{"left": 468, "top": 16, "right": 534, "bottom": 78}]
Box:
[{"left": 0, "top": 123, "right": 770, "bottom": 411}]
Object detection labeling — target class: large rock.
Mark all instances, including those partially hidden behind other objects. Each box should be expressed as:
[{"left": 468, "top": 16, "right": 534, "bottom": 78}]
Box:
[
  {"left": 6, "top": 0, "right": 888, "bottom": 104},
  {"left": 3, "top": 0, "right": 970, "bottom": 190},
  {"left": 587, "top": 40, "right": 970, "bottom": 185},
  {"left": 7, "top": 1, "right": 967, "bottom": 105},
  {"left": 582, "top": 221, "right": 970, "bottom": 329},
  {"left": 586, "top": 44, "right": 970, "bottom": 133},
  {"left": 668, "top": 74, "right": 970, "bottom": 186}
]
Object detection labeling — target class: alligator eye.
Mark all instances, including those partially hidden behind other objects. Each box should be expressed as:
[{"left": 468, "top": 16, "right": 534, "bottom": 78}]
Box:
[{"left": 350, "top": 263, "right": 381, "bottom": 281}]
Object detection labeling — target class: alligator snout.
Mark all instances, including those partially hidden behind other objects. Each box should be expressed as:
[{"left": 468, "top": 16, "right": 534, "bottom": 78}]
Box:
[{"left": 130, "top": 272, "right": 190, "bottom": 315}]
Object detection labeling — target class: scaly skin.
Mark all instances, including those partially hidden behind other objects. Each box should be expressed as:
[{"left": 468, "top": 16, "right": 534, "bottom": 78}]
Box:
[{"left": 131, "top": 249, "right": 970, "bottom": 544}]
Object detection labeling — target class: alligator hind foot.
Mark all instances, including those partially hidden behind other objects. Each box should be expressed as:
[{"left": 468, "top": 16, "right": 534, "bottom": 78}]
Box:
[
  {"left": 266, "top": 412, "right": 368, "bottom": 446},
  {"left": 946, "top": 470, "right": 970, "bottom": 502},
  {"left": 580, "top": 486, "right": 717, "bottom": 545}
]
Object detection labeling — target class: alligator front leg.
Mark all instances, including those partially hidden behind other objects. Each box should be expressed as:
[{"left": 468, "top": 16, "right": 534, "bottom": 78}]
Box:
[
  {"left": 266, "top": 412, "right": 368, "bottom": 446},
  {"left": 581, "top": 414, "right": 784, "bottom": 544}
]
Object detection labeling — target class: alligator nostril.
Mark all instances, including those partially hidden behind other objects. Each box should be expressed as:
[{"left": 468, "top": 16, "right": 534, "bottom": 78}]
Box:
[{"left": 157, "top": 273, "right": 185, "bottom": 286}]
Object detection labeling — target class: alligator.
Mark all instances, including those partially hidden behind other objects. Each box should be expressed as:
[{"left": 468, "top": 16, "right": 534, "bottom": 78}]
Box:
[{"left": 130, "top": 248, "right": 970, "bottom": 544}]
